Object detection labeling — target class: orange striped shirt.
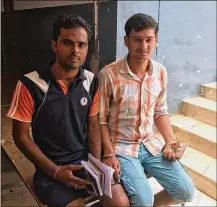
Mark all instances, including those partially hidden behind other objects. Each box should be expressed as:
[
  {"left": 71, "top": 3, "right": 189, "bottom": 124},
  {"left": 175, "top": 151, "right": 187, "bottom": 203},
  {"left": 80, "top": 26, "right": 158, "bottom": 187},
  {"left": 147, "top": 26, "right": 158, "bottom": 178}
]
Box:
[{"left": 98, "top": 56, "right": 168, "bottom": 157}]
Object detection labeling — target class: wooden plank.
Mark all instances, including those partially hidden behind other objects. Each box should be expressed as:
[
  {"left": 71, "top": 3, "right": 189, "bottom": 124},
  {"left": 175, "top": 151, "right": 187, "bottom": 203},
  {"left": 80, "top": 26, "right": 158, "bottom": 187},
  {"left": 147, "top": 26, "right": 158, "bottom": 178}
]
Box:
[
  {"left": 1, "top": 150, "right": 26, "bottom": 195},
  {"left": 1, "top": 187, "right": 39, "bottom": 207},
  {"left": 1, "top": 76, "right": 19, "bottom": 106},
  {"left": 1, "top": 108, "right": 43, "bottom": 206}
]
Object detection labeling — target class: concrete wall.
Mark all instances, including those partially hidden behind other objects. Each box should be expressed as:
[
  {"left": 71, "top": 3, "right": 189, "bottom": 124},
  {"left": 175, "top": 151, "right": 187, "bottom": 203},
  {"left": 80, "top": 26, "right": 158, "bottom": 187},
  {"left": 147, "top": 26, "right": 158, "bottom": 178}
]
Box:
[
  {"left": 13, "top": 1, "right": 92, "bottom": 10},
  {"left": 116, "top": 1, "right": 216, "bottom": 114},
  {"left": 157, "top": 1, "right": 216, "bottom": 113}
]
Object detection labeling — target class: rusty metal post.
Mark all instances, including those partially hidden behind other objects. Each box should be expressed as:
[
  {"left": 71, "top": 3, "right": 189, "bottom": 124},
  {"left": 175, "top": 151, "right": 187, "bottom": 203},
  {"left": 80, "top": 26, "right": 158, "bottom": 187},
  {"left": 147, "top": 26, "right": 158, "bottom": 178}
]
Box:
[{"left": 90, "top": 0, "right": 99, "bottom": 75}]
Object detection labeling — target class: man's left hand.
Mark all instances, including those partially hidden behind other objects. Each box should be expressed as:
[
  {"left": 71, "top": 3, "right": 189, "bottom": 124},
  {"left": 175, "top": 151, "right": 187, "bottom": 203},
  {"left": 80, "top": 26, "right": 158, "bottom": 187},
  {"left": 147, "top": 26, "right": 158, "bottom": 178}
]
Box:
[{"left": 163, "top": 140, "right": 177, "bottom": 161}]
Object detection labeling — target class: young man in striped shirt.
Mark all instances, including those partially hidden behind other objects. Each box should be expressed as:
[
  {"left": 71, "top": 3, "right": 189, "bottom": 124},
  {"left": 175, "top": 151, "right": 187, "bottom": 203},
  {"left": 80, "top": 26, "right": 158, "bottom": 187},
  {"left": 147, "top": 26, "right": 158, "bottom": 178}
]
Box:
[{"left": 99, "top": 13, "right": 195, "bottom": 207}]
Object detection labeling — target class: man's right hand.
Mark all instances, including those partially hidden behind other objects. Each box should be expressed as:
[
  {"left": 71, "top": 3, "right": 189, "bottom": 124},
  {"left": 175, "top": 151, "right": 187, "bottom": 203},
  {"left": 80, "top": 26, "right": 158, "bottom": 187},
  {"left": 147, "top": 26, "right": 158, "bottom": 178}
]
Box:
[
  {"left": 55, "top": 165, "right": 90, "bottom": 189},
  {"left": 103, "top": 157, "right": 120, "bottom": 182}
]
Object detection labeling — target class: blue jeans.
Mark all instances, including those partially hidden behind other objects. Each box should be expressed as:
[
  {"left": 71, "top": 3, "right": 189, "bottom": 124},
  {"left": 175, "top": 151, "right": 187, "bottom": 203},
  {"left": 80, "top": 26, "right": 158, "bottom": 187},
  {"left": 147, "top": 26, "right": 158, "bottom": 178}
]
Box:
[{"left": 116, "top": 143, "right": 195, "bottom": 206}]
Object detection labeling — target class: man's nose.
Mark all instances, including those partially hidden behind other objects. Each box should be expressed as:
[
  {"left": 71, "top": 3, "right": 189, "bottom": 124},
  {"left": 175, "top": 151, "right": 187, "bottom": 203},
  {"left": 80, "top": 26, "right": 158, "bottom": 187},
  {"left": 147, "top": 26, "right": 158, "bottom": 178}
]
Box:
[
  {"left": 141, "top": 40, "right": 148, "bottom": 49},
  {"left": 71, "top": 45, "right": 79, "bottom": 53}
]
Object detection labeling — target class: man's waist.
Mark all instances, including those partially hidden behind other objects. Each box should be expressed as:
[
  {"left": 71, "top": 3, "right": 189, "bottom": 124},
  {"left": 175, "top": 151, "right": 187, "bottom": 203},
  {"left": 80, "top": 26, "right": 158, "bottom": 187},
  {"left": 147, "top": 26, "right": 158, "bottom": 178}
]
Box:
[{"left": 112, "top": 136, "right": 164, "bottom": 157}]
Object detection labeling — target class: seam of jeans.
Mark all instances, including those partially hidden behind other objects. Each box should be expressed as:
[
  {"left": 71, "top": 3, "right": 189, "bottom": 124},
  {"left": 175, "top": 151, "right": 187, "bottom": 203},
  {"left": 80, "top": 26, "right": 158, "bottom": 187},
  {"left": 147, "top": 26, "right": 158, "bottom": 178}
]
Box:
[{"left": 118, "top": 155, "right": 153, "bottom": 200}]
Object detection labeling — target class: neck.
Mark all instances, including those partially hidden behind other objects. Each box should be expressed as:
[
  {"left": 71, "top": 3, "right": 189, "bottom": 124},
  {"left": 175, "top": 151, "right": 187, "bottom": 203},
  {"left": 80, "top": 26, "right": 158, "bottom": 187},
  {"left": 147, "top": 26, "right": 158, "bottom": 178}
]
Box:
[
  {"left": 51, "top": 62, "right": 79, "bottom": 81},
  {"left": 127, "top": 56, "right": 149, "bottom": 77}
]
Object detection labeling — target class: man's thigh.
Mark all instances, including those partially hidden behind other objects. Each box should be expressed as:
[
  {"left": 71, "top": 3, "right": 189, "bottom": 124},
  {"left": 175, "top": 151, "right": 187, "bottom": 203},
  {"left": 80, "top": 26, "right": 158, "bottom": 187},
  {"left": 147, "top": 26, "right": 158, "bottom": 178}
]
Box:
[
  {"left": 33, "top": 171, "right": 88, "bottom": 207},
  {"left": 117, "top": 154, "right": 154, "bottom": 206},
  {"left": 141, "top": 148, "right": 195, "bottom": 202}
]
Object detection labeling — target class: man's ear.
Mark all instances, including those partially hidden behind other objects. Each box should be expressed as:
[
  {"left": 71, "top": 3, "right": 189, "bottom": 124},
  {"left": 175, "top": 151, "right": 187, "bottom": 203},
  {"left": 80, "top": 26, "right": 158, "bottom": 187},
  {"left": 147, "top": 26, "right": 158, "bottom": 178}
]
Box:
[
  {"left": 155, "top": 35, "right": 158, "bottom": 47},
  {"left": 124, "top": 36, "right": 129, "bottom": 47},
  {"left": 51, "top": 40, "right": 57, "bottom": 52}
]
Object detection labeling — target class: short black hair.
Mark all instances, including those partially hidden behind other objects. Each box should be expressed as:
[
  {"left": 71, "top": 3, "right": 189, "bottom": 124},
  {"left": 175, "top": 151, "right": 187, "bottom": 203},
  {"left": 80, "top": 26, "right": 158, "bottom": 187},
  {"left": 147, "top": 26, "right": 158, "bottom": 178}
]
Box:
[
  {"left": 52, "top": 14, "right": 92, "bottom": 41},
  {"left": 125, "top": 13, "right": 159, "bottom": 37}
]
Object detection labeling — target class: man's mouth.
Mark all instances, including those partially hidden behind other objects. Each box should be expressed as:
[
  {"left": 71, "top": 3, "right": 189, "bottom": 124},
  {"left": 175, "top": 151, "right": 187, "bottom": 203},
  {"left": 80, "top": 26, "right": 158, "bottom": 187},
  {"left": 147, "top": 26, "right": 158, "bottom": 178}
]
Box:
[
  {"left": 137, "top": 51, "right": 149, "bottom": 56},
  {"left": 68, "top": 56, "right": 80, "bottom": 60}
]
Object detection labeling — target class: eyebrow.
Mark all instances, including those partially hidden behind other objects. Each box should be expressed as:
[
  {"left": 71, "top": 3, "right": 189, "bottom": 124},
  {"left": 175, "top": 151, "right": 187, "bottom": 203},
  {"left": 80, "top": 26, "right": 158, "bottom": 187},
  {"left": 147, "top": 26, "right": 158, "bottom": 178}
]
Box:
[
  {"left": 61, "top": 39, "right": 88, "bottom": 44},
  {"left": 132, "top": 36, "right": 154, "bottom": 39}
]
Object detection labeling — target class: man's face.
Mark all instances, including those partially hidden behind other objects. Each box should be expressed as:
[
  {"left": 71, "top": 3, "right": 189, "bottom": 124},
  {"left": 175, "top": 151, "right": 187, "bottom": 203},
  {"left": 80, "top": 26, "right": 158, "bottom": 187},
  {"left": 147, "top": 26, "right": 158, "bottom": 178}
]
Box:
[
  {"left": 124, "top": 28, "right": 158, "bottom": 62},
  {"left": 52, "top": 27, "right": 88, "bottom": 70}
]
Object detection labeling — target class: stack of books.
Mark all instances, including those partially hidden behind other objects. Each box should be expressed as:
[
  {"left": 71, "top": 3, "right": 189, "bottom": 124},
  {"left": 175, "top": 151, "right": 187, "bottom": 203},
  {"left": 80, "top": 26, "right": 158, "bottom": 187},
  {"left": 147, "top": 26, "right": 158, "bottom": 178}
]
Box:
[{"left": 81, "top": 153, "right": 115, "bottom": 199}]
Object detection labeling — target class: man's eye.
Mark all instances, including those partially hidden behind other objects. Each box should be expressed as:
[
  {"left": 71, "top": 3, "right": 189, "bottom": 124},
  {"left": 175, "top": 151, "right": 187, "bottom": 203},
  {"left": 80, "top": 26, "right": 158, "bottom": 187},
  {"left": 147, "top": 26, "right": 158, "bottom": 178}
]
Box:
[
  {"left": 147, "top": 39, "right": 153, "bottom": 43},
  {"left": 134, "top": 38, "right": 141, "bottom": 42},
  {"left": 63, "top": 41, "right": 71, "bottom": 46},
  {"left": 79, "top": 43, "right": 87, "bottom": 48}
]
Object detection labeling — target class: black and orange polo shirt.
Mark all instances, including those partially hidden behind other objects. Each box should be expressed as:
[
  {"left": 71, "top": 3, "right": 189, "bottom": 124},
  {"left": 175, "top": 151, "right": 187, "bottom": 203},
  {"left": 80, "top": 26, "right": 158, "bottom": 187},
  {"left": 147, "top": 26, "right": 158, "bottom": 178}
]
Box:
[{"left": 7, "top": 64, "right": 99, "bottom": 166}]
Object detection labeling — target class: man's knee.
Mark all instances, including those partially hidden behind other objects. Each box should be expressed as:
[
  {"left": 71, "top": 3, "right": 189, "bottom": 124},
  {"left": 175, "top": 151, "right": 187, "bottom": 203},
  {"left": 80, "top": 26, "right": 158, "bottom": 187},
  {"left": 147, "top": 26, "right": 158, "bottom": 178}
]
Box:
[
  {"left": 180, "top": 183, "right": 195, "bottom": 202},
  {"left": 66, "top": 198, "right": 84, "bottom": 207},
  {"left": 101, "top": 184, "right": 130, "bottom": 207},
  {"left": 171, "top": 180, "right": 196, "bottom": 202},
  {"left": 130, "top": 193, "right": 154, "bottom": 206}
]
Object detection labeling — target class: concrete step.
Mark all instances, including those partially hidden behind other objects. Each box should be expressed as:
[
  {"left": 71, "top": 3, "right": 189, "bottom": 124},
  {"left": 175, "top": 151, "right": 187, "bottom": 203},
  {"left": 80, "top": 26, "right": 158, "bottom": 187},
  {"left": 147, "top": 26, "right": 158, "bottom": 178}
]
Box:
[
  {"left": 179, "top": 96, "right": 216, "bottom": 127},
  {"left": 201, "top": 82, "right": 216, "bottom": 101},
  {"left": 170, "top": 114, "right": 216, "bottom": 159},
  {"left": 180, "top": 147, "right": 216, "bottom": 200},
  {"left": 149, "top": 177, "right": 217, "bottom": 206}
]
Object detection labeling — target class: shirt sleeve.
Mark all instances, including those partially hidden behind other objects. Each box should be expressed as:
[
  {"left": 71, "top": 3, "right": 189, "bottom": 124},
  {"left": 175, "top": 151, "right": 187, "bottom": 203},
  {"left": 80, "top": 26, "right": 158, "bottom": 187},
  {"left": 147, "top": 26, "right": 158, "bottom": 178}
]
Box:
[
  {"left": 154, "top": 66, "right": 169, "bottom": 120},
  {"left": 98, "top": 70, "right": 111, "bottom": 125},
  {"left": 7, "top": 81, "right": 34, "bottom": 122},
  {"left": 89, "top": 88, "right": 100, "bottom": 116}
]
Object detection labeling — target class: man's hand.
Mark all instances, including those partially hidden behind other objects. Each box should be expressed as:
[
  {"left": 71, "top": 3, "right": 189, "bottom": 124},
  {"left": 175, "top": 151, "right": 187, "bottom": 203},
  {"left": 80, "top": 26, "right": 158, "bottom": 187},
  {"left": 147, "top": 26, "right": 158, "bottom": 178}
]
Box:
[
  {"left": 163, "top": 139, "right": 177, "bottom": 161},
  {"left": 55, "top": 165, "right": 90, "bottom": 189},
  {"left": 103, "top": 157, "right": 120, "bottom": 182}
]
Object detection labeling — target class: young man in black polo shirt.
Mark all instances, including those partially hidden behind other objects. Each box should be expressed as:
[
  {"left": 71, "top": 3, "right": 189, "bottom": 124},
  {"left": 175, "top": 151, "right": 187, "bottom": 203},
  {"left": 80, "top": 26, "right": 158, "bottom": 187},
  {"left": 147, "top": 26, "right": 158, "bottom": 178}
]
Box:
[{"left": 7, "top": 15, "right": 128, "bottom": 207}]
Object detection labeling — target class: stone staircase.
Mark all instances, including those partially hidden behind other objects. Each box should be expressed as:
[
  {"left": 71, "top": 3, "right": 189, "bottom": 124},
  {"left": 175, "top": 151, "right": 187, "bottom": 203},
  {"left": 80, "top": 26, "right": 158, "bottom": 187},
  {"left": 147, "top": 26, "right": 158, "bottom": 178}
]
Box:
[{"left": 170, "top": 82, "right": 217, "bottom": 205}]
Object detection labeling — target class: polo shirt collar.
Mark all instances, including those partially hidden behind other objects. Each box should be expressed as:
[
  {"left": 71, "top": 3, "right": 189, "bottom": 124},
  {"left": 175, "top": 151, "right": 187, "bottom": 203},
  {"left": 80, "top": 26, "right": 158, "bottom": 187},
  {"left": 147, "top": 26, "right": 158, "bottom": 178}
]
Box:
[{"left": 38, "top": 61, "right": 86, "bottom": 82}]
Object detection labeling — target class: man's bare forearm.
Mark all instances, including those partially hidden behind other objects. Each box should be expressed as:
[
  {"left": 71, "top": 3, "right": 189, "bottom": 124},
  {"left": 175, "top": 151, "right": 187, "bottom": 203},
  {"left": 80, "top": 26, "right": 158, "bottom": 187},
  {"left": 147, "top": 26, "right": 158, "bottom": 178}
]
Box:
[
  {"left": 101, "top": 124, "right": 114, "bottom": 155},
  {"left": 154, "top": 114, "right": 176, "bottom": 143},
  {"left": 88, "top": 125, "right": 102, "bottom": 160},
  {"left": 13, "top": 132, "right": 58, "bottom": 177}
]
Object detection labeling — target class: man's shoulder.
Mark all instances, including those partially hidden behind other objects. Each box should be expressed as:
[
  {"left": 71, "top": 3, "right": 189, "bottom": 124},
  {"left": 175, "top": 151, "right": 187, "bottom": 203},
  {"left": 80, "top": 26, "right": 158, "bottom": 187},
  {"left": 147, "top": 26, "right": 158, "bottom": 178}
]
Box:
[
  {"left": 99, "top": 58, "right": 123, "bottom": 76},
  {"left": 151, "top": 59, "right": 166, "bottom": 69},
  {"left": 151, "top": 59, "right": 167, "bottom": 75},
  {"left": 20, "top": 70, "right": 49, "bottom": 93}
]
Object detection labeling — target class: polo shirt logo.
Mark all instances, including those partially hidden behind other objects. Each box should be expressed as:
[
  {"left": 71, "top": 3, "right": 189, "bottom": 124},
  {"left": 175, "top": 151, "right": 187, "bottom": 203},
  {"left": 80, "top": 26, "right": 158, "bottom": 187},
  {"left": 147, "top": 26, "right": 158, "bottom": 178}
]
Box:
[{"left": 80, "top": 97, "right": 88, "bottom": 106}]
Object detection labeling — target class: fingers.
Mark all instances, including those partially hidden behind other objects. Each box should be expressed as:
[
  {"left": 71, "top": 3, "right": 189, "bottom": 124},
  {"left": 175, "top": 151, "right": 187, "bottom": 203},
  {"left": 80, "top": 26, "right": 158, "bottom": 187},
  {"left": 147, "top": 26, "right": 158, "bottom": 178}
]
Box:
[
  {"left": 72, "top": 176, "right": 90, "bottom": 185},
  {"left": 113, "top": 162, "right": 120, "bottom": 182},
  {"left": 68, "top": 176, "right": 90, "bottom": 189},
  {"left": 68, "top": 165, "right": 84, "bottom": 171},
  {"left": 171, "top": 151, "right": 176, "bottom": 161},
  {"left": 103, "top": 157, "right": 121, "bottom": 182},
  {"left": 163, "top": 149, "right": 176, "bottom": 161}
]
